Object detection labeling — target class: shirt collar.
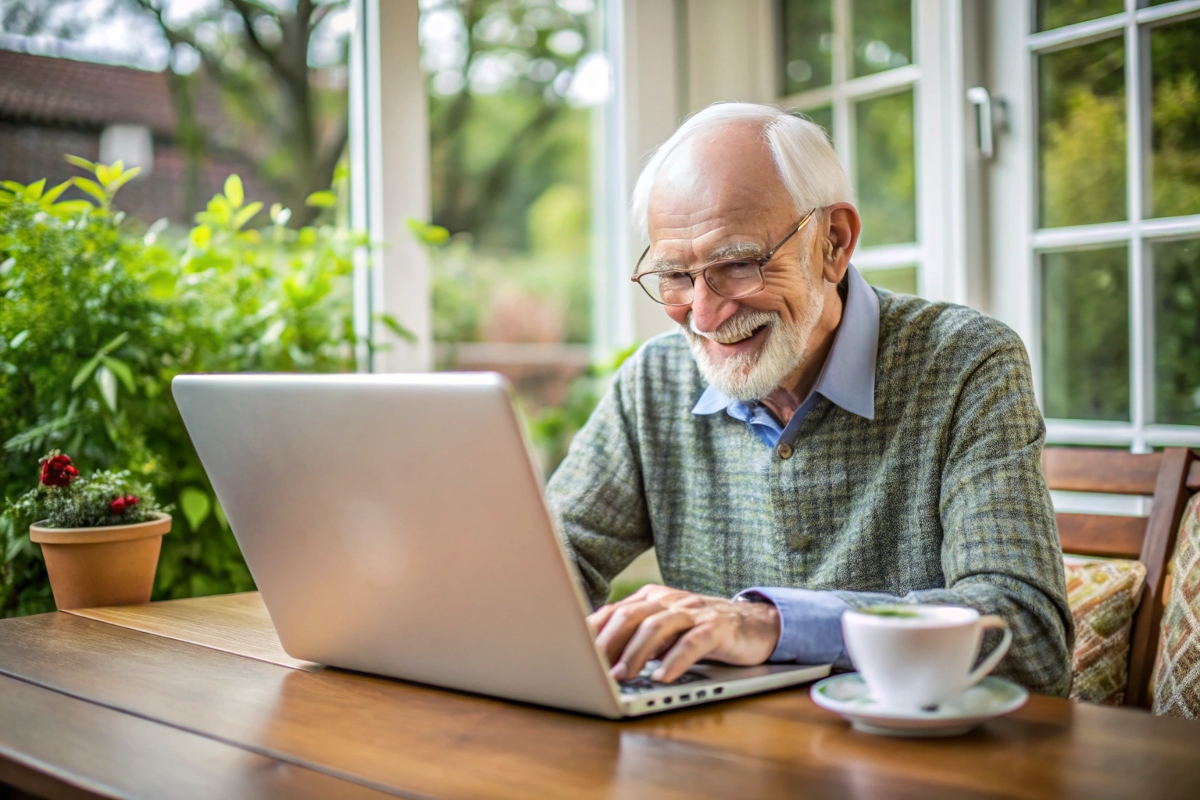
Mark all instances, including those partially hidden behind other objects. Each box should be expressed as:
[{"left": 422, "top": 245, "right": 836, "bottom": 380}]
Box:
[{"left": 691, "top": 264, "right": 879, "bottom": 421}]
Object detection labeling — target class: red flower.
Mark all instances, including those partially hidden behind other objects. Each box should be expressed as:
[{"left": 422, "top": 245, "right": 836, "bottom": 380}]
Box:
[
  {"left": 110, "top": 495, "right": 140, "bottom": 515},
  {"left": 39, "top": 453, "right": 79, "bottom": 488}
]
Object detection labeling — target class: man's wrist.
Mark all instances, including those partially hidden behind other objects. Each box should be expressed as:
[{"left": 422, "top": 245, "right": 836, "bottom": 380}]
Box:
[{"left": 733, "top": 593, "right": 782, "bottom": 654}]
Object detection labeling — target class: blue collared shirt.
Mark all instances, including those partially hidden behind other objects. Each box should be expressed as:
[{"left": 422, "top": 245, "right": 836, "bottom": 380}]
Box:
[{"left": 693, "top": 265, "right": 880, "bottom": 667}]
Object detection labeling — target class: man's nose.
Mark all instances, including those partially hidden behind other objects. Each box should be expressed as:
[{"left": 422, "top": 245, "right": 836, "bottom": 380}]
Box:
[{"left": 689, "top": 275, "right": 739, "bottom": 333}]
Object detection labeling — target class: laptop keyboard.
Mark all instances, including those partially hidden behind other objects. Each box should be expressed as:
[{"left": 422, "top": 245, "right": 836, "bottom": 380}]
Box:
[{"left": 618, "top": 660, "right": 708, "bottom": 694}]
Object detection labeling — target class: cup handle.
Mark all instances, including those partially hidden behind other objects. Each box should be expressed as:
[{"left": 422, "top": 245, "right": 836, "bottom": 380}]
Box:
[{"left": 964, "top": 615, "right": 1012, "bottom": 689}]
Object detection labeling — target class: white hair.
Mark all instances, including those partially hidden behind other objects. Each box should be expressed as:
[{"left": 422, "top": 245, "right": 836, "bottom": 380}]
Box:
[{"left": 630, "top": 102, "right": 853, "bottom": 242}]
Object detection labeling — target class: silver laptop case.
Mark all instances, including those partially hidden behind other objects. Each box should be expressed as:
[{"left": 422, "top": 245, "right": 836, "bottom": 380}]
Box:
[{"left": 173, "top": 373, "right": 828, "bottom": 718}]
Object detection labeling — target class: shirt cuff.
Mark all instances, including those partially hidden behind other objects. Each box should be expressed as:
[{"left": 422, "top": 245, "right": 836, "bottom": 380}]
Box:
[{"left": 735, "top": 587, "right": 849, "bottom": 666}]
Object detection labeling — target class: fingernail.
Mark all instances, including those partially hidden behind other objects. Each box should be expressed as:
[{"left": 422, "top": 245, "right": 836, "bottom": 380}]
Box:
[
  {"left": 610, "top": 663, "right": 627, "bottom": 680},
  {"left": 651, "top": 668, "right": 665, "bottom": 681}
]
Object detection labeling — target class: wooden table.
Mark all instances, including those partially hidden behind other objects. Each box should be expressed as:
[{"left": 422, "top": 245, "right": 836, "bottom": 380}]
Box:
[{"left": 1, "top": 594, "right": 1198, "bottom": 799}]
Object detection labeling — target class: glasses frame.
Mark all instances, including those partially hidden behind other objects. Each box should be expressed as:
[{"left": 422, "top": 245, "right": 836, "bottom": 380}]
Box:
[{"left": 630, "top": 208, "right": 817, "bottom": 306}]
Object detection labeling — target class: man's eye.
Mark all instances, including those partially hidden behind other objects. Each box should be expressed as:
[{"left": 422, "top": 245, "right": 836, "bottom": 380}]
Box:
[
  {"left": 719, "top": 261, "right": 757, "bottom": 277},
  {"left": 659, "top": 272, "right": 690, "bottom": 285}
]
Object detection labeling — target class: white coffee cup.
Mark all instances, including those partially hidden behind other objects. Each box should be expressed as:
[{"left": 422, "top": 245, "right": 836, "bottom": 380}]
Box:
[{"left": 841, "top": 604, "right": 1012, "bottom": 712}]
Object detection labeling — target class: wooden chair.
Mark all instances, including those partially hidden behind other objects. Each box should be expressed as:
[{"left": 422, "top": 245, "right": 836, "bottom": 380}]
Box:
[{"left": 1042, "top": 446, "right": 1200, "bottom": 709}]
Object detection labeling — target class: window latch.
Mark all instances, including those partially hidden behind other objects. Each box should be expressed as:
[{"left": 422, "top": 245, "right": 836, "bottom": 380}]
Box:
[{"left": 967, "top": 86, "right": 997, "bottom": 160}]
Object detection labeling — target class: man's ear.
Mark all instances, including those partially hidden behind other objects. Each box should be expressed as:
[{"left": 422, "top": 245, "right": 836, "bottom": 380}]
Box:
[{"left": 821, "top": 203, "right": 862, "bottom": 283}]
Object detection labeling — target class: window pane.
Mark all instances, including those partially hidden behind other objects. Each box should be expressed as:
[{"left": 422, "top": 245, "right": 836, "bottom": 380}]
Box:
[
  {"left": 1041, "top": 247, "right": 1129, "bottom": 421},
  {"left": 861, "top": 265, "right": 917, "bottom": 295},
  {"left": 1148, "top": 18, "right": 1200, "bottom": 219},
  {"left": 854, "top": 89, "right": 916, "bottom": 247},
  {"left": 781, "top": 0, "right": 833, "bottom": 95},
  {"left": 1036, "top": 0, "right": 1124, "bottom": 32},
  {"left": 1153, "top": 238, "right": 1200, "bottom": 426},
  {"left": 804, "top": 106, "right": 834, "bottom": 140},
  {"left": 1038, "top": 37, "right": 1126, "bottom": 228},
  {"left": 851, "top": 0, "right": 912, "bottom": 78}
]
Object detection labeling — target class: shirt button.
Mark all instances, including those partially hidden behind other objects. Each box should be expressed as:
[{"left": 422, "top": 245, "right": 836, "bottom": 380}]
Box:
[{"left": 776, "top": 442, "right": 793, "bottom": 460}]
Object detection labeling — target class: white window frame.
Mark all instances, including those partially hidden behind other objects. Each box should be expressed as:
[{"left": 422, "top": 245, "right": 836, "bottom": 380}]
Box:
[
  {"left": 774, "top": 0, "right": 974, "bottom": 306},
  {"left": 987, "top": 0, "right": 1200, "bottom": 452},
  {"left": 350, "top": 0, "right": 432, "bottom": 373}
]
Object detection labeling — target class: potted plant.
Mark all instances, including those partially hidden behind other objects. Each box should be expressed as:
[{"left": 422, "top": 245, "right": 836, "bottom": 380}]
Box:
[{"left": 9, "top": 451, "right": 171, "bottom": 610}]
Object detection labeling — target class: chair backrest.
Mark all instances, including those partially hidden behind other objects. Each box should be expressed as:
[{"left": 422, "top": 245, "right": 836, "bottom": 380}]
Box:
[{"left": 1042, "top": 447, "right": 1198, "bottom": 709}]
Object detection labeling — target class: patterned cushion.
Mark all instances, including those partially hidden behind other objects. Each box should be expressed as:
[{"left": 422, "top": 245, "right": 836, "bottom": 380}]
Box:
[
  {"left": 1152, "top": 492, "right": 1200, "bottom": 718},
  {"left": 1064, "top": 556, "right": 1147, "bottom": 705}
]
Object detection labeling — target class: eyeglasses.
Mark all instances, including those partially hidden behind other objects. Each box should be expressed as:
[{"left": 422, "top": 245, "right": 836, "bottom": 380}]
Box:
[{"left": 630, "top": 209, "right": 816, "bottom": 306}]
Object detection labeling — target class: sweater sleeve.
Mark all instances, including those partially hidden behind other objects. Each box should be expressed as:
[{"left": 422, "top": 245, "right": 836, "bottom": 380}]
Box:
[
  {"left": 545, "top": 362, "right": 654, "bottom": 608},
  {"left": 832, "top": 330, "right": 1075, "bottom": 696}
]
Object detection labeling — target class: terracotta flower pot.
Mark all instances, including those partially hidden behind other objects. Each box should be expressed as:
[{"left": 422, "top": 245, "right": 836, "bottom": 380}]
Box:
[{"left": 29, "top": 512, "right": 172, "bottom": 610}]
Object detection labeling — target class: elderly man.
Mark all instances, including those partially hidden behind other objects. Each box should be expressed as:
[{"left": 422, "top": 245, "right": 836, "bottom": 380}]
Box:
[{"left": 545, "top": 102, "right": 1074, "bottom": 695}]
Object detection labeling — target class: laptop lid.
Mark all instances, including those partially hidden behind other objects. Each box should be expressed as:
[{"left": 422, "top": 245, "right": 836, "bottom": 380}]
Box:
[{"left": 173, "top": 372, "right": 624, "bottom": 718}]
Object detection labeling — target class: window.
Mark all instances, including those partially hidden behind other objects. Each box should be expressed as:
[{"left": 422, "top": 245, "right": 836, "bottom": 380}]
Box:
[
  {"left": 417, "top": 0, "right": 603, "bottom": 413},
  {"left": 778, "top": 0, "right": 920, "bottom": 295},
  {"left": 994, "top": 1, "right": 1200, "bottom": 449}
]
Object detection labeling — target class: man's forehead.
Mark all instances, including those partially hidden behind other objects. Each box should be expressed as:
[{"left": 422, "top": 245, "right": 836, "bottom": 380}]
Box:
[
  {"left": 644, "top": 125, "right": 794, "bottom": 267},
  {"left": 650, "top": 125, "right": 781, "bottom": 211}
]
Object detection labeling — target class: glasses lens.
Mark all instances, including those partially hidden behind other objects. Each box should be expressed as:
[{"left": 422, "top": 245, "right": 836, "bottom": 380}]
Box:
[
  {"left": 707, "top": 261, "right": 763, "bottom": 298},
  {"left": 641, "top": 271, "right": 694, "bottom": 305}
]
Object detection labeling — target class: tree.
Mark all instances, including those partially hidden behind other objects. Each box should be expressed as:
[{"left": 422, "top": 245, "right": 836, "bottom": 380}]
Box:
[
  {"left": 421, "top": 0, "right": 597, "bottom": 250},
  {"left": 129, "top": 0, "right": 350, "bottom": 226},
  {"left": 0, "top": 0, "right": 350, "bottom": 226}
]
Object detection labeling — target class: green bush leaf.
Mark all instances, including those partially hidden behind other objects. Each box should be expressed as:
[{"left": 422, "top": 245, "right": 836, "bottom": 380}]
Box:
[
  {"left": 71, "top": 356, "right": 101, "bottom": 391},
  {"left": 233, "top": 201, "right": 263, "bottom": 230},
  {"left": 190, "top": 224, "right": 212, "bottom": 249},
  {"left": 41, "top": 180, "right": 72, "bottom": 205},
  {"left": 73, "top": 178, "right": 108, "bottom": 205},
  {"left": 224, "top": 175, "right": 244, "bottom": 208},
  {"left": 95, "top": 364, "right": 119, "bottom": 411},
  {"left": 305, "top": 190, "right": 336, "bottom": 208},
  {"left": 64, "top": 154, "right": 95, "bottom": 172},
  {"left": 179, "top": 487, "right": 212, "bottom": 532},
  {"left": 107, "top": 167, "right": 142, "bottom": 194},
  {"left": 99, "top": 331, "right": 130, "bottom": 355},
  {"left": 375, "top": 312, "right": 417, "bottom": 343},
  {"left": 100, "top": 356, "right": 136, "bottom": 394}
]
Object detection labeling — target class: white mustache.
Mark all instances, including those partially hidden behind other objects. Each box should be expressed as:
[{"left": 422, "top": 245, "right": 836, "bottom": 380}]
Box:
[{"left": 689, "top": 310, "right": 779, "bottom": 344}]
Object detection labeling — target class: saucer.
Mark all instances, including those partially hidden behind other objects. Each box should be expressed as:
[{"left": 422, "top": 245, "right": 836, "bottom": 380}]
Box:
[{"left": 810, "top": 673, "right": 1028, "bottom": 737}]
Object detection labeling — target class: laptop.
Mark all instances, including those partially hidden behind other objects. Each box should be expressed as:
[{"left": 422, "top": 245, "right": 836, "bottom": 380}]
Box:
[{"left": 172, "top": 373, "right": 830, "bottom": 718}]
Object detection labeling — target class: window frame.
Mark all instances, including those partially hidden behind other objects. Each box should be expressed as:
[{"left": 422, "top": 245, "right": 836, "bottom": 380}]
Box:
[
  {"left": 775, "top": 0, "right": 969, "bottom": 303},
  {"left": 990, "top": 0, "right": 1200, "bottom": 452}
]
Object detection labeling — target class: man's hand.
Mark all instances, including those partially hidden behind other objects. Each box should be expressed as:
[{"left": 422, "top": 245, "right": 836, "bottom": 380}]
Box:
[{"left": 586, "top": 584, "right": 781, "bottom": 684}]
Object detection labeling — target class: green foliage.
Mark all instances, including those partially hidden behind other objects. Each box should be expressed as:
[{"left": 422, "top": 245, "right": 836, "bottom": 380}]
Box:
[
  {"left": 0, "top": 157, "right": 365, "bottom": 617},
  {"left": 8, "top": 467, "right": 162, "bottom": 530},
  {"left": 528, "top": 345, "right": 637, "bottom": 476}
]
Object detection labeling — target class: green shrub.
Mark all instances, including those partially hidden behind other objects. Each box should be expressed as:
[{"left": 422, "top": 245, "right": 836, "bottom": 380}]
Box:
[{"left": 0, "top": 159, "right": 368, "bottom": 617}]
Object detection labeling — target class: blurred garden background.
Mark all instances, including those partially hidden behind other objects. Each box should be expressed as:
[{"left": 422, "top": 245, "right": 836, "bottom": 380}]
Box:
[
  {"left": 0, "top": 0, "right": 611, "bottom": 616},
  {"left": 2, "top": 0, "right": 1199, "bottom": 616}
]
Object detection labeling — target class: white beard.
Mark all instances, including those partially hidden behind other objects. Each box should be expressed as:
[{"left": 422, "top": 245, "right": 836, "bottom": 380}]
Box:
[{"left": 681, "top": 270, "right": 826, "bottom": 402}]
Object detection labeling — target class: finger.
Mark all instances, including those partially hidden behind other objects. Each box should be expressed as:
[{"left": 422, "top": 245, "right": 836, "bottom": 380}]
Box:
[
  {"left": 613, "top": 609, "right": 694, "bottom": 682},
  {"left": 585, "top": 604, "right": 619, "bottom": 639},
  {"left": 654, "top": 625, "right": 720, "bottom": 683},
  {"left": 594, "top": 600, "right": 664, "bottom": 674}
]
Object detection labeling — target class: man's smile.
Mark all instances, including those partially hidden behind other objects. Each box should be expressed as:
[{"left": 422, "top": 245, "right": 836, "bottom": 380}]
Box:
[{"left": 703, "top": 322, "right": 771, "bottom": 358}]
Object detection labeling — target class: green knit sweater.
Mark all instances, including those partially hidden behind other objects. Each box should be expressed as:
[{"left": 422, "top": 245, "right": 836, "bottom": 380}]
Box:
[{"left": 545, "top": 290, "right": 1075, "bottom": 697}]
